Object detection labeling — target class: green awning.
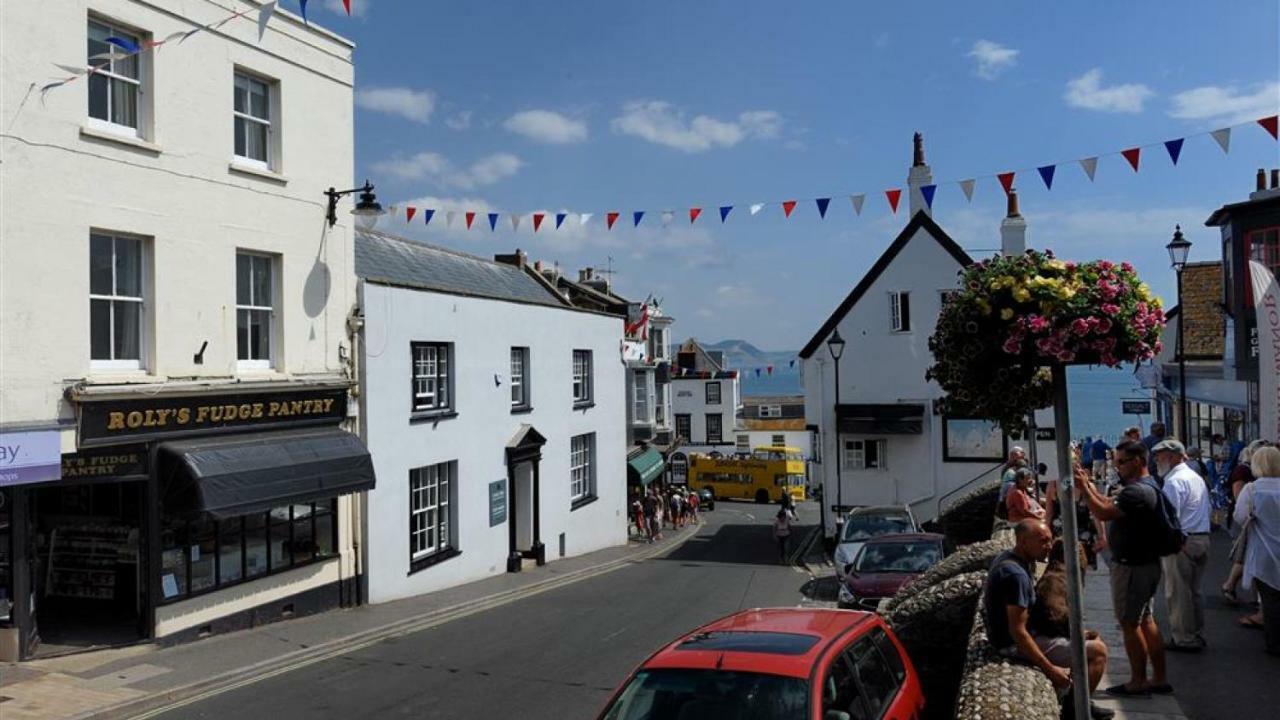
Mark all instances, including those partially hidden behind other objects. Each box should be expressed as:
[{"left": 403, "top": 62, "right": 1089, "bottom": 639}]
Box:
[{"left": 627, "top": 448, "right": 665, "bottom": 486}]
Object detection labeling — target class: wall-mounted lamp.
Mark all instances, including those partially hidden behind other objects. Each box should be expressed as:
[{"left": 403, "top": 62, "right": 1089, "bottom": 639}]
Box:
[{"left": 324, "top": 180, "right": 386, "bottom": 230}]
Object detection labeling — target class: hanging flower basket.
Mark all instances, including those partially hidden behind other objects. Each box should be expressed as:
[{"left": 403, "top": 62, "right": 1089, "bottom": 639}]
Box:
[{"left": 927, "top": 250, "right": 1166, "bottom": 432}]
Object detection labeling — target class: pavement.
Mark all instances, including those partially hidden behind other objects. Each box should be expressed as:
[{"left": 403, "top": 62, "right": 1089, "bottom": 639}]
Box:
[{"left": 0, "top": 500, "right": 820, "bottom": 720}]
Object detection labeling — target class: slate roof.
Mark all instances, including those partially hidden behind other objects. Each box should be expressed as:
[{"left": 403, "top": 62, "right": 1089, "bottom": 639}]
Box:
[{"left": 355, "top": 230, "right": 568, "bottom": 308}]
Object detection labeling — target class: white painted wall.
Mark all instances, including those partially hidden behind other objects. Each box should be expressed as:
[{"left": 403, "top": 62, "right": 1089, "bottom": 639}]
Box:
[
  {"left": 671, "top": 375, "right": 741, "bottom": 453},
  {"left": 741, "top": 430, "right": 813, "bottom": 458},
  {"left": 360, "top": 281, "right": 628, "bottom": 604}
]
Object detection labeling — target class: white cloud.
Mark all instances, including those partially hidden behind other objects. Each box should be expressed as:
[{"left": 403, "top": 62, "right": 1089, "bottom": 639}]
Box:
[
  {"left": 370, "top": 151, "right": 523, "bottom": 189},
  {"left": 503, "top": 110, "right": 588, "bottom": 144},
  {"left": 1168, "top": 82, "right": 1280, "bottom": 126},
  {"left": 322, "top": 0, "right": 369, "bottom": 18},
  {"left": 355, "top": 87, "right": 435, "bottom": 123},
  {"left": 967, "top": 40, "right": 1018, "bottom": 80},
  {"left": 611, "top": 101, "right": 783, "bottom": 153},
  {"left": 1063, "top": 69, "right": 1154, "bottom": 114},
  {"left": 445, "top": 111, "right": 473, "bottom": 131}
]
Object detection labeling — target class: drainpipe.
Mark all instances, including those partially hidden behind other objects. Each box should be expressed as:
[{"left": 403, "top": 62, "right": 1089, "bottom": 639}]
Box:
[{"left": 347, "top": 289, "right": 367, "bottom": 607}]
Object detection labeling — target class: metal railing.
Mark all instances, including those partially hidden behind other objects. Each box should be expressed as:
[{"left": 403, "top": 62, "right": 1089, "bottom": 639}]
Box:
[{"left": 937, "top": 462, "right": 1005, "bottom": 515}]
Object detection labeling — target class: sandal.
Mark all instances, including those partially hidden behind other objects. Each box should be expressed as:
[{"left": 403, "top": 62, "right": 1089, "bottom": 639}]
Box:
[
  {"left": 1104, "top": 683, "right": 1151, "bottom": 698},
  {"left": 1239, "top": 615, "right": 1265, "bottom": 630},
  {"left": 1221, "top": 586, "right": 1240, "bottom": 605}
]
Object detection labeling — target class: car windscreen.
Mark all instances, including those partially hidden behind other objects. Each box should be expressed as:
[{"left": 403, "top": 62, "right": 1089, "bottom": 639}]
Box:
[
  {"left": 854, "top": 541, "right": 942, "bottom": 573},
  {"left": 842, "top": 514, "right": 913, "bottom": 541},
  {"left": 600, "top": 669, "right": 809, "bottom": 720}
]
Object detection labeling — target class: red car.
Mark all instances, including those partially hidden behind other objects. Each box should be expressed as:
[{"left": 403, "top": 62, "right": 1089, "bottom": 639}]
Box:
[
  {"left": 596, "top": 608, "right": 925, "bottom": 720},
  {"left": 837, "top": 533, "right": 946, "bottom": 612}
]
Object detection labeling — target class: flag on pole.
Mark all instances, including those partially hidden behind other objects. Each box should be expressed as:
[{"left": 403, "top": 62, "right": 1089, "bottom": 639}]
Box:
[
  {"left": 998, "top": 172, "right": 1016, "bottom": 195},
  {"left": 1037, "top": 165, "right": 1056, "bottom": 190},
  {"left": 1079, "top": 156, "right": 1098, "bottom": 181},
  {"left": 920, "top": 185, "right": 936, "bottom": 209},
  {"left": 719, "top": 205, "right": 733, "bottom": 222},
  {"left": 1248, "top": 260, "right": 1280, "bottom": 443},
  {"left": 1164, "top": 138, "right": 1184, "bottom": 165},
  {"left": 1122, "top": 147, "right": 1141, "bottom": 172},
  {"left": 782, "top": 200, "right": 797, "bottom": 217},
  {"left": 850, "top": 194, "right": 865, "bottom": 216},
  {"left": 885, "top": 189, "right": 902, "bottom": 214},
  {"left": 1210, "top": 128, "right": 1231, "bottom": 154},
  {"left": 690, "top": 207, "right": 702, "bottom": 224},
  {"left": 816, "top": 197, "right": 831, "bottom": 218}
]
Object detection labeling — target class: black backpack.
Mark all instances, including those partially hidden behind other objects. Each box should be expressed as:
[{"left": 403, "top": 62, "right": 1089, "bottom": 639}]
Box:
[{"left": 1140, "top": 478, "right": 1187, "bottom": 557}]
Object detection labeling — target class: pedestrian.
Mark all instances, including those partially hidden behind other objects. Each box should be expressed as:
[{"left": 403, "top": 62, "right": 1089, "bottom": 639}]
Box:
[
  {"left": 773, "top": 505, "right": 796, "bottom": 563},
  {"left": 1074, "top": 440, "right": 1173, "bottom": 698},
  {"left": 654, "top": 491, "right": 666, "bottom": 540},
  {"left": 1153, "top": 439, "right": 1211, "bottom": 652},
  {"left": 688, "top": 489, "right": 700, "bottom": 523},
  {"left": 631, "top": 493, "right": 645, "bottom": 540},
  {"left": 1006, "top": 468, "right": 1046, "bottom": 523},
  {"left": 1091, "top": 436, "right": 1112, "bottom": 481},
  {"left": 1233, "top": 444, "right": 1280, "bottom": 654},
  {"left": 1143, "top": 422, "right": 1167, "bottom": 481},
  {"left": 1222, "top": 440, "right": 1267, "bottom": 601},
  {"left": 1123, "top": 426, "right": 1142, "bottom": 444},
  {"left": 982, "top": 520, "right": 1113, "bottom": 719},
  {"left": 641, "top": 490, "right": 658, "bottom": 542}
]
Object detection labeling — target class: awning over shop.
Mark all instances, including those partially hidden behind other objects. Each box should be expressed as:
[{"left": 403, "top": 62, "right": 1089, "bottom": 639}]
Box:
[
  {"left": 627, "top": 448, "right": 666, "bottom": 486},
  {"left": 158, "top": 427, "right": 375, "bottom": 519},
  {"left": 836, "top": 404, "right": 926, "bottom": 435}
]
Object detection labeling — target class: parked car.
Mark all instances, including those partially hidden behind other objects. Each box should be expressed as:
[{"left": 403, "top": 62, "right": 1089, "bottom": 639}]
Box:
[
  {"left": 833, "top": 505, "right": 918, "bottom": 583},
  {"left": 595, "top": 608, "right": 924, "bottom": 720},
  {"left": 837, "top": 533, "right": 946, "bottom": 611},
  {"left": 697, "top": 487, "right": 715, "bottom": 511}
]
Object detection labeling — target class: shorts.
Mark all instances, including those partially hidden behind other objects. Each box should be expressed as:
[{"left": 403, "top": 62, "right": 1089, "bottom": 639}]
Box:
[
  {"left": 997, "top": 634, "right": 1072, "bottom": 668},
  {"left": 1110, "top": 559, "right": 1162, "bottom": 626}
]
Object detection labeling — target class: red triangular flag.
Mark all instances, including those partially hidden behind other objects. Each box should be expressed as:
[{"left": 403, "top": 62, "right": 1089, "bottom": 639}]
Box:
[
  {"left": 532, "top": 213, "right": 544, "bottom": 233},
  {"left": 885, "top": 189, "right": 902, "bottom": 214},
  {"left": 607, "top": 212, "right": 619, "bottom": 230},
  {"left": 997, "top": 172, "right": 1016, "bottom": 195},
  {"left": 1260, "top": 115, "right": 1279, "bottom": 140},
  {"left": 1122, "top": 147, "right": 1141, "bottom": 172},
  {"left": 406, "top": 207, "right": 417, "bottom": 223},
  {"left": 690, "top": 207, "right": 702, "bottom": 224},
  {"left": 343, "top": 0, "right": 352, "bottom": 15},
  {"left": 465, "top": 211, "right": 476, "bottom": 229},
  {"left": 766, "top": 365, "right": 773, "bottom": 376},
  {"left": 782, "top": 200, "right": 797, "bottom": 217}
]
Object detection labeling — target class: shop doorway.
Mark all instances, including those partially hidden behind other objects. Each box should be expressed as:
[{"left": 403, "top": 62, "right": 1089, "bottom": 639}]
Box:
[
  {"left": 29, "top": 480, "right": 148, "bottom": 657},
  {"left": 505, "top": 425, "right": 546, "bottom": 572}
]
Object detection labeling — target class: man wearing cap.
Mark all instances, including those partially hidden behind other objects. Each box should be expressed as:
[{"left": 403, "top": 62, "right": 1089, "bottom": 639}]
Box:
[
  {"left": 1154, "top": 438, "right": 1211, "bottom": 651},
  {"left": 999, "top": 446, "right": 1028, "bottom": 505}
]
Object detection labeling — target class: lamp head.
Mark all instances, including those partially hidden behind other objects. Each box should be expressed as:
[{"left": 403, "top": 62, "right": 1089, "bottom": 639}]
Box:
[{"left": 1166, "top": 225, "right": 1191, "bottom": 271}]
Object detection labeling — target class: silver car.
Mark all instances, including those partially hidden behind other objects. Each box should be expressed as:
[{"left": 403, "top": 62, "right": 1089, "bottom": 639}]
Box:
[{"left": 833, "top": 505, "right": 918, "bottom": 583}]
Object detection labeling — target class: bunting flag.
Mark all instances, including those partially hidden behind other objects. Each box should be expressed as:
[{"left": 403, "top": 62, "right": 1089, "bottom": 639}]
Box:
[
  {"left": 555, "top": 212, "right": 567, "bottom": 229},
  {"left": 959, "top": 179, "right": 976, "bottom": 202},
  {"left": 511, "top": 214, "right": 522, "bottom": 231},
  {"left": 919, "top": 185, "right": 936, "bottom": 209},
  {"left": 343, "top": 0, "right": 353, "bottom": 14},
  {"left": 766, "top": 365, "right": 774, "bottom": 376},
  {"left": 1121, "top": 147, "right": 1141, "bottom": 172},
  {"left": 749, "top": 203, "right": 765, "bottom": 216},
  {"left": 405, "top": 206, "right": 417, "bottom": 223},
  {"left": 633, "top": 210, "right": 645, "bottom": 227},
  {"left": 446, "top": 211, "right": 457, "bottom": 228},
  {"left": 607, "top": 212, "right": 620, "bottom": 230},
  {"left": 754, "top": 368, "right": 761, "bottom": 377},
  {"left": 1211, "top": 128, "right": 1232, "bottom": 154},
  {"left": 1260, "top": 115, "right": 1279, "bottom": 140},
  {"left": 1037, "top": 165, "right": 1056, "bottom": 190},
  {"left": 465, "top": 211, "right": 476, "bottom": 230},
  {"left": 789, "top": 359, "right": 795, "bottom": 368},
  {"left": 690, "top": 207, "right": 702, "bottom": 224},
  {"left": 660, "top": 210, "right": 674, "bottom": 226},
  {"left": 885, "top": 189, "right": 902, "bottom": 214},
  {"left": 850, "top": 194, "right": 866, "bottom": 216},
  {"left": 782, "top": 200, "right": 797, "bottom": 217},
  {"left": 1164, "top": 138, "right": 1184, "bottom": 165},
  {"left": 1079, "top": 156, "right": 1099, "bottom": 181},
  {"left": 105, "top": 36, "right": 142, "bottom": 55},
  {"left": 815, "top": 197, "right": 831, "bottom": 218},
  {"left": 580, "top": 213, "right": 593, "bottom": 226},
  {"left": 422, "top": 209, "right": 435, "bottom": 226},
  {"left": 299, "top": 0, "right": 310, "bottom": 24},
  {"left": 487, "top": 213, "right": 499, "bottom": 231},
  {"left": 532, "top": 213, "right": 544, "bottom": 232},
  {"left": 997, "top": 172, "right": 1016, "bottom": 195},
  {"left": 257, "top": 2, "right": 276, "bottom": 42},
  {"left": 719, "top": 205, "right": 733, "bottom": 222}
]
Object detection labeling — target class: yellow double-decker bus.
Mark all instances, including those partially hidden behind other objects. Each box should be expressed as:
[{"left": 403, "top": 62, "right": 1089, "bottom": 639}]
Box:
[{"left": 688, "top": 446, "right": 807, "bottom": 504}]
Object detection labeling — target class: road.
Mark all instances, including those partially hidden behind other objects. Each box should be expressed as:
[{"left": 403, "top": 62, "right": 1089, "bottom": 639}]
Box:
[{"left": 151, "top": 501, "right": 823, "bottom": 720}]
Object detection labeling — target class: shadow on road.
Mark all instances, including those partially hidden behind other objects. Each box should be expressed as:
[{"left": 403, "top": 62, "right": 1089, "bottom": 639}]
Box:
[
  {"left": 801, "top": 575, "right": 841, "bottom": 603},
  {"left": 657, "top": 522, "right": 817, "bottom": 567}
]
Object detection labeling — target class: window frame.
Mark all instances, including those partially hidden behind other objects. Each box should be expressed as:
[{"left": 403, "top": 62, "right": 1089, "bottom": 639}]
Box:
[
  {"left": 235, "top": 251, "right": 277, "bottom": 370},
  {"left": 408, "top": 461, "right": 455, "bottom": 567},
  {"left": 570, "top": 433, "right": 597, "bottom": 506},
  {"left": 772, "top": 434, "right": 787, "bottom": 447},
  {"left": 675, "top": 413, "right": 692, "bottom": 441},
  {"left": 631, "top": 369, "right": 652, "bottom": 424},
  {"left": 706, "top": 414, "right": 724, "bottom": 444},
  {"left": 705, "top": 381, "right": 722, "bottom": 405},
  {"left": 86, "top": 18, "right": 147, "bottom": 138},
  {"left": 510, "top": 346, "right": 530, "bottom": 411},
  {"left": 410, "top": 342, "right": 454, "bottom": 415},
  {"left": 232, "top": 69, "right": 278, "bottom": 171},
  {"left": 572, "top": 349, "right": 594, "bottom": 407},
  {"left": 89, "top": 231, "right": 147, "bottom": 371},
  {"left": 842, "top": 439, "right": 888, "bottom": 471},
  {"left": 889, "top": 291, "right": 911, "bottom": 333},
  {"left": 759, "top": 404, "right": 782, "bottom": 418},
  {"left": 735, "top": 434, "right": 751, "bottom": 453}
]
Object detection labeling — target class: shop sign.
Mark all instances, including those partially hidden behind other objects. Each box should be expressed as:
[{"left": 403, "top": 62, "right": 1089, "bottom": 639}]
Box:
[
  {"left": 489, "top": 479, "right": 507, "bottom": 527},
  {"left": 0, "top": 430, "right": 62, "bottom": 487},
  {"left": 77, "top": 387, "right": 348, "bottom": 447},
  {"left": 1121, "top": 400, "right": 1153, "bottom": 415},
  {"left": 621, "top": 340, "right": 648, "bottom": 363},
  {"left": 61, "top": 446, "right": 148, "bottom": 480}
]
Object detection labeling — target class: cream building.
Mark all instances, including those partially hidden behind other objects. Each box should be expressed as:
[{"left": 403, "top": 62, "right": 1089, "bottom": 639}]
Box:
[{"left": 0, "top": 1, "right": 371, "bottom": 660}]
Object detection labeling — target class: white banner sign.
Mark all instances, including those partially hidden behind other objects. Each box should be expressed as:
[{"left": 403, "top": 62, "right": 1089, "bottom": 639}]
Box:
[
  {"left": 621, "top": 340, "right": 648, "bottom": 363},
  {"left": 1249, "top": 260, "right": 1280, "bottom": 444}
]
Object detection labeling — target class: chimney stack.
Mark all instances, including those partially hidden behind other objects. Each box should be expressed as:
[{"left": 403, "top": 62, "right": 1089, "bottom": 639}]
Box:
[
  {"left": 578, "top": 267, "right": 594, "bottom": 283},
  {"left": 1000, "top": 188, "right": 1028, "bottom": 256},
  {"left": 1258, "top": 168, "right": 1267, "bottom": 191},
  {"left": 1250, "top": 168, "right": 1280, "bottom": 200},
  {"left": 907, "top": 132, "right": 934, "bottom": 217},
  {"left": 1272, "top": 169, "right": 1279, "bottom": 189}
]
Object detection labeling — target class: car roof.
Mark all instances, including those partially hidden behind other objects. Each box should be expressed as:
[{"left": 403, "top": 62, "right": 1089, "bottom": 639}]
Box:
[
  {"left": 861, "top": 532, "right": 944, "bottom": 545},
  {"left": 640, "top": 608, "right": 877, "bottom": 679},
  {"left": 848, "top": 505, "right": 911, "bottom": 516}
]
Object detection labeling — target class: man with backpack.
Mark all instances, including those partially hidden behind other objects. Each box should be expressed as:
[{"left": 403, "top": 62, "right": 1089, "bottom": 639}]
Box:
[
  {"left": 1075, "top": 439, "right": 1181, "bottom": 698},
  {"left": 1153, "top": 439, "right": 1211, "bottom": 652}
]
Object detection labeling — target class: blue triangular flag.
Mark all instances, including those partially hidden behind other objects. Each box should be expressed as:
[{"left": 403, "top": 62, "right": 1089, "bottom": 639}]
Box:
[
  {"left": 423, "top": 209, "right": 435, "bottom": 226},
  {"left": 1164, "top": 138, "right": 1184, "bottom": 165},
  {"left": 633, "top": 211, "right": 645, "bottom": 227},
  {"left": 299, "top": 0, "right": 309, "bottom": 23},
  {"left": 1037, "top": 164, "right": 1056, "bottom": 190},
  {"left": 755, "top": 368, "right": 761, "bottom": 377},
  {"left": 815, "top": 197, "right": 831, "bottom": 218},
  {"left": 719, "top": 205, "right": 733, "bottom": 222},
  {"left": 487, "top": 213, "right": 499, "bottom": 231},
  {"left": 106, "top": 36, "right": 141, "bottom": 55},
  {"left": 920, "top": 185, "right": 936, "bottom": 209},
  {"left": 555, "top": 213, "right": 566, "bottom": 229},
  {"left": 789, "top": 359, "right": 795, "bottom": 368}
]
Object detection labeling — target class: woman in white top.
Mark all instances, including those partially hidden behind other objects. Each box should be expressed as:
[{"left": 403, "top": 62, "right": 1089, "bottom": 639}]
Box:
[{"left": 1233, "top": 445, "right": 1280, "bottom": 655}]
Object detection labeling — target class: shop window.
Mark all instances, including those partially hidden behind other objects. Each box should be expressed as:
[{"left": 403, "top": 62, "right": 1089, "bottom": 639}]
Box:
[
  {"left": 269, "top": 506, "right": 290, "bottom": 569},
  {"left": 218, "top": 517, "right": 244, "bottom": 585},
  {"left": 244, "top": 512, "right": 268, "bottom": 578},
  {"left": 160, "top": 526, "right": 189, "bottom": 601},
  {"left": 291, "top": 503, "right": 315, "bottom": 565},
  {"left": 189, "top": 517, "right": 217, "bottom": 594},
  {"left": 315, "top": 507, "right": 336, "bottom": 559}
]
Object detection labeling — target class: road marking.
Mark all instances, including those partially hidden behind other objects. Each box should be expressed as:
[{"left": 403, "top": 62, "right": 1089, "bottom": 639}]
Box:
[{"left": 600, "top": 627, "right": 629, "bottom": 642}]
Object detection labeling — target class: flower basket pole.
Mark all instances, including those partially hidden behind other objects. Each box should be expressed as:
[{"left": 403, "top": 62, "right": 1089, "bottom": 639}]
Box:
[{"left": 1049, "top": 362, "right": 1090, "bottom": 720}]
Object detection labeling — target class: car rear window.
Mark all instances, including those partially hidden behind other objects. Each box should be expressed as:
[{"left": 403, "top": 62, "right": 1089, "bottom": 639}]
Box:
[
  {"left": 601, "top": 669, "right": 809, "bottom": 720},
  {"left": 676, "top": 631, "right": 820, "bottom": 655}
]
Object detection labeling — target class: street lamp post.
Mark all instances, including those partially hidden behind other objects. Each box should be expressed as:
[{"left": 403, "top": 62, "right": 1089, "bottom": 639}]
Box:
[
  {"left": 827, "top": 330, "right": 846, "bottom": 539},
  {"left": 1167, "top": 225, "right": 1192, "bottom": 443}
]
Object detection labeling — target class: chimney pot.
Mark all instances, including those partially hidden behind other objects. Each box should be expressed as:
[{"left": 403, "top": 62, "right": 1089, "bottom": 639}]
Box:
[
  {"left": 912, "top": 132, "right": 925, "bottom": 167},
  {"left": 1271, "top": 169, "right": 1279, "bottom": 189},
  {"left": 1006, "top": 188, "right": 1021, "bottom": 218},
  {"left": 1258, "top": 168, "right": 1267, "bottom": 191},
  {"left": 534, "top": 260, "right": 543, "bottom": 272}
]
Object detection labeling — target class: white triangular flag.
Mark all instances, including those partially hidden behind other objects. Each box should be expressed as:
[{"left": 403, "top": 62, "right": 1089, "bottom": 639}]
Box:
[
  {"left": 850, "top": 194, "right": 866, "bottom": 216},
  {"left": 1211, "top": 128, "right": 1231, "bottom": 154},
  {"left": 749, "top": 203, "right": 765, "bottom": 216},
  {"left": 510, "top": 214, "right": 521, "bottom": 231},
  {"left": 1079, "top": 156, "right": 1098, "bottom": 182},
  {"left": 959, "top": 179, "right": 976, "bottom": 203},
  {"left": 55, "top": 64, "right": 90, "bottom": 76},
  {"left": 88, "top": 51, "right": 129, "bottom": 63},
  {"left": 661, "top": 210, "right": 675, "bottom": 226},
  {"left": 579, "top": 213, "right": 593, "bottom": 226},
  {"left": 257, "top": 1, "right": 276, "bottom": 42},
  {"left": 446, "top": 211, "right": 457, "bottom": 228}
]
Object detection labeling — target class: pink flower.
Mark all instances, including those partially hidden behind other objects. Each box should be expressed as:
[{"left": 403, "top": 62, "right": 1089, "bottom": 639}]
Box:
[
  {"left": 1002, "top": 338, "right": 1022, "bottom": 355},
  {"left": 1071, "top": 318, "right": 1091, "bottom": 336},
  {"left": 1097, "top": 260, "right": 1115, "bottom": 271},
  {"left": 1121, "top": 262, "right": 1135, "bottom": 273},
  {"left": 1095, "top": 318, "right": 1113, "bottom": 334},
  {"left": 1101, "top": 303, "right": 1120, "bottom": 315},
  {"left": 1028, "top": 315, "right": 1050, "bottom": 333},
  {"left": 1056, "top": 350, "right": 1077, "bottom": 363}
]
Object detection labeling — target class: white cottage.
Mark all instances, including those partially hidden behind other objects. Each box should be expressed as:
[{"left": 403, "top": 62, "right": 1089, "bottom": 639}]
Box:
[{"left": 355, "top": 231, "right": 627, "bottom": 603}]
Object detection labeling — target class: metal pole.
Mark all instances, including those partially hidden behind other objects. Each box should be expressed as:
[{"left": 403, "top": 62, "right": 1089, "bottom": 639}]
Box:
[
  {"left": 834, "top": 359, "right": 843, "bottom": 538},
  {"left": 1177, "top": 269, "right": 1189, "bottom": 443},
  {"left": 1051, "top": 364, "right": 1090, "bottom": 720},
  {"left": 1027, "top": 412, "right": 1040, "bottom": 501}
]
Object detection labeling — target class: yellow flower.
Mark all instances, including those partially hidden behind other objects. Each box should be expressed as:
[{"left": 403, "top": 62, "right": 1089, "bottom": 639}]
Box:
[
  {"left": 1053, "top": 285, "right": 1076, "bottom": 300},
  {"left": 1045, "top": 259, "right": 1067, "bottom": 272},
  {"left": 1012, "top": 287, "right": 1032, "bottom": 303},
  {"left": 1138, "top": 283, "right": 1152, "bottom": 300},
  {"left": 1000, "top": 308, "right": 1015, "bottom": 320},
  {"left": 976, "top": 298, "right": 992, "bottom": 316}
]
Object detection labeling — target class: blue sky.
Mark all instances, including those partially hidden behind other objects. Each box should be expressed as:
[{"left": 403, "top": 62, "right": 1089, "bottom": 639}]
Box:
[{"left": 315, "top": 0, "right": 1278, "bottom": 351}]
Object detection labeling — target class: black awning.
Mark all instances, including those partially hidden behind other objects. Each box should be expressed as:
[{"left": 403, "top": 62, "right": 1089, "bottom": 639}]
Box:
[
  {"left": 158, "top": 427, "right": 375, "bottom": 519},
  {"left": 835, "top": 404, "right": 926, "bottom": 435}
]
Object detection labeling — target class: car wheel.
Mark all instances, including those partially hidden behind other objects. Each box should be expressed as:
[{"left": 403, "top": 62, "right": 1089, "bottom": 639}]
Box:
[{"left": 754, "top": 489, "right": 769, "bottom": 504}]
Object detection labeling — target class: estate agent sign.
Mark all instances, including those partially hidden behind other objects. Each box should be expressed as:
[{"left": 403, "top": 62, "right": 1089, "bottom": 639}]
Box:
[{"left": 0, "top": 430, "right": 62, "bottom": 487}]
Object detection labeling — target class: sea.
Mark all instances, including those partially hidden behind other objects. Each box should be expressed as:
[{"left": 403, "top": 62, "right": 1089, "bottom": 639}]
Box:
[{"left": 739, "top": 364, "right": 1150, "bottom": 445}]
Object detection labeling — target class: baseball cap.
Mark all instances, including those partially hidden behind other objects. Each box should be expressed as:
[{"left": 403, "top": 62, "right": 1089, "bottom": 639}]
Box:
[{"left": 1152, "top": 439, "right": 1187, "bottom": 456}]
